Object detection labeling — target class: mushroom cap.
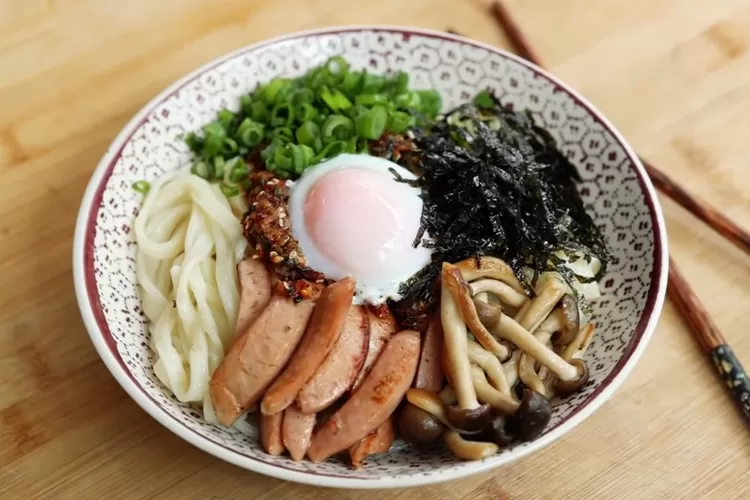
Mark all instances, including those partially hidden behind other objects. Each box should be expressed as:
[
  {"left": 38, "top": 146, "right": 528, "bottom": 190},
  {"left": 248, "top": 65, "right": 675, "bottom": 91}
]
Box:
[
  {"left": 398, "top": 403, "right": 445, "bottom": 445},
  {"left": 516, "top": 388, "right": 552, "bottom": 441},
  {"left": 474, "top": 298, "right": 503, "bottom": 329},
  {"left": 555, "top": 358, "right": 590, "bottom": 395},
  {"left": 445, "top": 403, "right": 493, "bottom": 433},
  {"left": 553, "top": 295, "right": 580, "bottom": 346},
  {"left": 489, "top": 414, "right": 515, "bottom": 447}
]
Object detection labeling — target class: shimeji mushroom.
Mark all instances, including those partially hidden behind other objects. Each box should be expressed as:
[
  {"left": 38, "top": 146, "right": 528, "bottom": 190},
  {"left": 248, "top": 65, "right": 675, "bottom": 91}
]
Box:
[
  {"left": 474, "top": 298, "right": 590, "bottom": 395},
  {"left": 467, "top": 340, "right": 513, "bottom": 398},
  {"left": 444, "top": 430, "right": 499, "bottom": 460},
  {"left": 443, "top": 263, "right": 511, "bottom": 361},
  {"left": 470, "top": 365, "right": 520, "bottom": 415},
  {"left": 455, "top": 256, "right": 527, "bottom": 294},
  {"left": 554, "top": 295, "right": 581, "bottom": 346},
  {"left": 406, "top": 388, "right": 484, "bottom": 434},
  {"left": 515, "top": 277, "right": 567, "bottom": 334},
  {"left": 503, "top": 349, "right": 522, "bottom": 388},
  {"left": 518, "top": 310, "right": 564, "bottom": 398},
  {"left": 516, "top": 388, "right": 552, "bottom": 441},
  {"left": 470, "top": 279, "right": 529, "bottom": 309}
]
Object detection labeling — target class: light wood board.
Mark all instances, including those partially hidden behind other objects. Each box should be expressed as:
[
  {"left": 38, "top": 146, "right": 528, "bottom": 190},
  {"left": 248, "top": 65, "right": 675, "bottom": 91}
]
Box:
[{"left": 1, "top": 0, "right": 750, "bottom": 498}]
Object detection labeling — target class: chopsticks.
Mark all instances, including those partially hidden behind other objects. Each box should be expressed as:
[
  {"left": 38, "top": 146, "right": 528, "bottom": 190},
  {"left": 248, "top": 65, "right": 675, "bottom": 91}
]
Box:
[{"left": 483, "top": 1, "right": 750, "bottom": 423}]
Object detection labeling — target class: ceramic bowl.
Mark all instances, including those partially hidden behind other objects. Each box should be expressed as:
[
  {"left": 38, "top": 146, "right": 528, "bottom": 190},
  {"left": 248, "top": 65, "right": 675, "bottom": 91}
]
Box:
[{"left": 73, "top": 26, "right": 668, "bottom": 489}]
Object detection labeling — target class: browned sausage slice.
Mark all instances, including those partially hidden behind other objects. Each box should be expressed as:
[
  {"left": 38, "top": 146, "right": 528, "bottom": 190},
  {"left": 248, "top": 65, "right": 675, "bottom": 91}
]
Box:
[
  {"left": 234, "top": 258, "right": 272, "bottom": 340},
  {"left": 260, "top": 412, "right": 285, "bottom": 456},
  {"left": 351, "top": 306, "right": 397, "bottom": 390},
  {"left": 261, "top": 277, "right": 356, "bottom": 416},
  {"left": 281, "top": 405, "right": 317, "bottom": 461},
  {"left": 307, "top": 329, "right": 420, "bottom": 462},
  {"left": 210, "top": 295, "right": 317, "bottom": 426},
  {"left": 414, "top": 313, "right": 445, "bottom": 392},
  {"left": 296, "top": 305, "right": 370, "bottom": 413},
  {"left": 348, "top": 416, "right": 396, "bottom": 469}
]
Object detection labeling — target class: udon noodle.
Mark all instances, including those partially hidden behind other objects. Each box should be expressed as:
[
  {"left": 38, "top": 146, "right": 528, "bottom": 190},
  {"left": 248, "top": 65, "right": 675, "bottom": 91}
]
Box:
[{"left": 134, "top": 168, "right": 247, "bottom": 422}]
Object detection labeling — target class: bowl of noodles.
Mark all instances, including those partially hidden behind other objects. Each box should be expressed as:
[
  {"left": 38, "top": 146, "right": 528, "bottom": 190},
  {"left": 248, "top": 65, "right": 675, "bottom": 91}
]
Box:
[{"left": 73, "top": 26, "right": 668, "bottom": 488}]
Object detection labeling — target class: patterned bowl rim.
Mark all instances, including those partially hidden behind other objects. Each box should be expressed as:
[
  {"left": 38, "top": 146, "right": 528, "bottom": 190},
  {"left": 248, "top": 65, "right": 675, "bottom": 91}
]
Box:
[{"left": 72, "top": 25, "right": 669, "bottom": 489}]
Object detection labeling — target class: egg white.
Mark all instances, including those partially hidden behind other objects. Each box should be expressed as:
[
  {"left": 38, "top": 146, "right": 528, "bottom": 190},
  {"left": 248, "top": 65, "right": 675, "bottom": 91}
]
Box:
[{"left": 288, "top": 154, "right": 432, "bottom": 305}]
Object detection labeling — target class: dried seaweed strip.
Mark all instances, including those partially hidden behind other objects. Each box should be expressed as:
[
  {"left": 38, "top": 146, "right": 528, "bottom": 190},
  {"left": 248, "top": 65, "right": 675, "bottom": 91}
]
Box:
[{"left": 389, "top": 98, "right": 609, "bottom": 328}]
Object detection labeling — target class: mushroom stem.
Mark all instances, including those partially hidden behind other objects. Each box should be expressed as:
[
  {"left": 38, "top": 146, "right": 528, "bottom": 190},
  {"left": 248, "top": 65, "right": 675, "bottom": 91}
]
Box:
[
  {"left": 519, "top": 311, "right": 563, "bottom": 398},
  {"left": 515, "top": 278, "right": 566, "bottom": 334},
  {"left": 470, "top": 365, "right": 521, "bottom": 415},
  {"left": 439, "top": 386, "right": 458, "bottom": 405},
  {"left": 503, "top": 349, "right": 521, "bottom": 387},
  {"left": 470, "top": 279, "right": 529, "bottom": 308},
  {"left": 467, "top": 340, "right": 512, "bottom": 397},
  {"left": 441, "top": 264, "right": 479, "bottom": 410},
  {"left": 475, "top": 299, "right": 581, "bottom": 383},
  {"left": 560, "top": 323, "right": 596, "bottom": 362},
  {"left": 444, "top": 430, "right": 499, "bottom": 460},
  {"left": 443, "top": 263, "right": 510, "bottom": 361},
  {"left": 406, "top": 388, "right": 470, "bottom": 433},
  {"left": 455, "top": 256, "right": 526, "bottom": 294}
]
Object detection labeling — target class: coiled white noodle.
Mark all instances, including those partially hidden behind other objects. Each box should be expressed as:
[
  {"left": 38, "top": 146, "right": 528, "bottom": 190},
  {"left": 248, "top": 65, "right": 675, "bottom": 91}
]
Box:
[{"left": 135, "top": 168, "right": 247, "bottom": 423}]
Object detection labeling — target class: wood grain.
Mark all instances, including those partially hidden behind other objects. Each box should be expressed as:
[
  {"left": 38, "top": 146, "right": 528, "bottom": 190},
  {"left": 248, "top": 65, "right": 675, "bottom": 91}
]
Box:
[{"left": 2, "top": 0, "right": 750, "bottom": 498}]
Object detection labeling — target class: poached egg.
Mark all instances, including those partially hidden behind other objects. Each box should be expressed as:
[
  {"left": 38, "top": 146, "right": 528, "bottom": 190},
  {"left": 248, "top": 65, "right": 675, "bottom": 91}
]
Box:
[{"left": 288, "top": 154, "right": 431, "bottom": 304}]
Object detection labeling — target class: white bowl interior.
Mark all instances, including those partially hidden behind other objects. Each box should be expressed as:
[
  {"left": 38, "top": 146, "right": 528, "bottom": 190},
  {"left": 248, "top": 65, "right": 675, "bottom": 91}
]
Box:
[{"left": 75, "top": 27, "right": 666, "bottom": 487}]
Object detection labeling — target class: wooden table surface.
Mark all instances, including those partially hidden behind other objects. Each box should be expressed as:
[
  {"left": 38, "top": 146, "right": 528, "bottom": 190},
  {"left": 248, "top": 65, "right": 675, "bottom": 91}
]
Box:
[{"left": 2, "top": 0, "right": 750, "bottom": 498}]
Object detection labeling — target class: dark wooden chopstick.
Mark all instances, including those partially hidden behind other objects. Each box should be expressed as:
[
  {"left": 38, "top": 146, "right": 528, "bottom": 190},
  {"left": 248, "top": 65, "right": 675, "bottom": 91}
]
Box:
[{"left": 484, "top": 1, "right": 750, "bottom": 424}]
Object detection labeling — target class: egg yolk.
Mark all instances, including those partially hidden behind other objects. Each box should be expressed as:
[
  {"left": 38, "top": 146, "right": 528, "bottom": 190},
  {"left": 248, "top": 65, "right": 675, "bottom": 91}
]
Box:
[{"left": 303, "top": 167, "right": 425, "bottom": 282}]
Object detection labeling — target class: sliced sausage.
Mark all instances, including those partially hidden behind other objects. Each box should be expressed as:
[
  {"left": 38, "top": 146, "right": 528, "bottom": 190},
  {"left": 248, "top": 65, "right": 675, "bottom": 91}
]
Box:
[
  {"left": 210, "top": 295, "right": 317, "bottom": 426},
  {"left": 414, "top": 313, "right": 445, "bottom": 392},
  {"left": 296, "top": 305, "right": 370, "bottom": 413},
  {"left": 260, "top": 412, "right": 285, "bottom": 456},
  {"left": 351, "top": 306, "right": 397, "bottom": 390},
  {"left": 282, "top": 405, "right": 316, "bottom": 462},
  {"left": 234, "top": 258, "right": 272, "bottom": 340},
  {"left": 261, "top": 277, "right": 356, "bottom": 416},
  {"left": 307, "top": 329, "right": 421, "bottom": 462},
  {"left": 349, "top": 416, "right": 396, "bottom": 469}
]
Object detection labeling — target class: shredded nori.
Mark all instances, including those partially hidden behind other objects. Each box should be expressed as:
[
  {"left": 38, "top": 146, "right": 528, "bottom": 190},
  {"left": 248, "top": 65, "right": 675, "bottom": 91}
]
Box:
[{"left": 388, "top": 96, "right": 609, "bottom": 329}]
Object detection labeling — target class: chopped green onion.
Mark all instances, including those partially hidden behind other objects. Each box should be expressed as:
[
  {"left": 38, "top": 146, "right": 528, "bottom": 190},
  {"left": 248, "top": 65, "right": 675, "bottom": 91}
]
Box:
[
  {"left": 185, "top": 132, "right": 203, "bottom": 154},
  {"left": 296, "top": 121, "right": 321, "bottom": 147},
  {"left": 326, "top": 56, "right": 350, "bottom": 79},
  {"left": 241, "top": 95, "right": 253, "bottom": 115},
  {"left": 392, "top": 71, "right": 409, "bottom": 94},
  {"left": 395, "top": 92, "right": 422, "bottom": 111},
  {"left": 388, "top": 110, "right": 413, "bottom": 133},
  {"left": 220, "top": 183, "right": 240, "bottom": 197},
  {"left": 322, "top": 114, "right": 354, "bottom": 142},
  {"left": 213, "top": 156, "right": 226, "bottom": 180},
  {"left": 132, "top": 180, "right": 150, "bottom": 194},
  {"left": 201, "top": 122, "right": 226, "bottom": 157},
  {"left": 361, "top": 72, "right": 385, "bottom": 94},
  {"left": 295, "top": 102, "right": 317, "bottom": 122},
  {"left": 341, "top": 71, "right": 363, "bottom": 94},
  {"left": 315, "top": 140, "right": 348, "bottom": 162},
  {"left": 355, "top": 105, "right": 388, "bottom": 140},
  {"left": 270, "top": 103, "right": 295, "bottom": 127},
  {"left": 291, "top": 88, "right": 314, "bottom": 104},
  {"left": 249, "top": 100, "right": 268, "bottom": 123},
  {"left": 320, "top": 88, "right": 352, "bottom": 112},
  {"left": 262, "top": 78, "right": 291, "bottom": 104},
  {"left": 223, "top": 137, "right": 238, "bottom": 155},
  {"left": 473, "top": 90, "right": 495, "bottom": 109},
  {"left": 217, "top": 109, "right": 235, "bottom": 131},
  {"left": 354, "top": 94, "right": 388, "bottom": 106},
  {"left": 227, "top": 157, "right": 250, "bottom": 182},
  {"left": 417, "top": 89, "right": 442, "bottom": 116},
  {"left": 191, "top": 160, "right": 212, "bottom": 179},
  {"left": 237, "top": 118, "right": 264, "bottom": 147}
]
